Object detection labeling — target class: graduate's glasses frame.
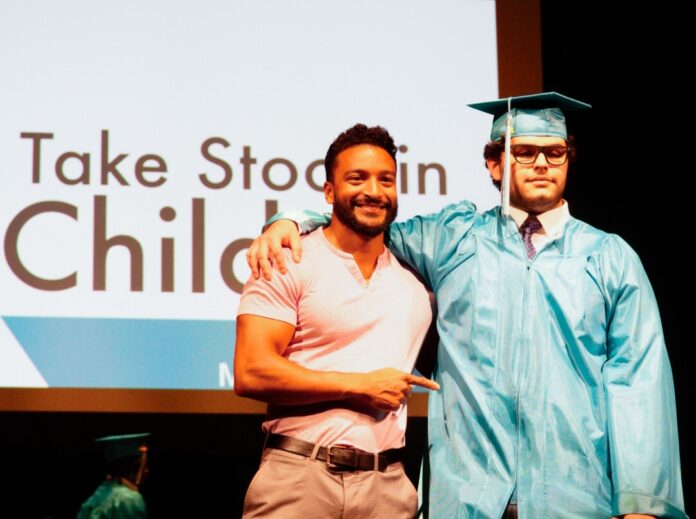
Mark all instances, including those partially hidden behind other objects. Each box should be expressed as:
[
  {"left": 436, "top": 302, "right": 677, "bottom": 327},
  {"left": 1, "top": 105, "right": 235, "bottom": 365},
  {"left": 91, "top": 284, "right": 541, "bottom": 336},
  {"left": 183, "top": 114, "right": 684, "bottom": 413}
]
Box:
[{"left": 510, "top": 144, "right": 569, "bottom": 166}]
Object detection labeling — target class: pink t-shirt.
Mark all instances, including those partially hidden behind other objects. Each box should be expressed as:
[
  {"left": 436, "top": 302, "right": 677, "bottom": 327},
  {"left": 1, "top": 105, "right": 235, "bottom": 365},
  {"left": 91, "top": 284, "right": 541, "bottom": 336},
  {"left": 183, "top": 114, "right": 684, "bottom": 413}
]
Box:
[{"left": 237, "top": 228, "right": 432, "bottom": 452}]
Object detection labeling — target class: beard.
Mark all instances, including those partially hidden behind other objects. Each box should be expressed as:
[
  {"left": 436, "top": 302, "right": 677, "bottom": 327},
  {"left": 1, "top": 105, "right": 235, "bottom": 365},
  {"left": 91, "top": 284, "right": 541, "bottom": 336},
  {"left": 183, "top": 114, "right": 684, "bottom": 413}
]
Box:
[{"left": 333, "top": 194, "right": 398, "bottom": 238}]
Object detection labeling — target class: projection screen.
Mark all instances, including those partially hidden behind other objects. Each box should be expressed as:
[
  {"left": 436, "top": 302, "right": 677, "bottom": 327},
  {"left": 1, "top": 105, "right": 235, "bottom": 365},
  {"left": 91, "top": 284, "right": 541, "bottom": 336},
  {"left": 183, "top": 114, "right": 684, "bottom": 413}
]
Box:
[{"left": 1, "top": 0, "right": 539, "bottom": 411}]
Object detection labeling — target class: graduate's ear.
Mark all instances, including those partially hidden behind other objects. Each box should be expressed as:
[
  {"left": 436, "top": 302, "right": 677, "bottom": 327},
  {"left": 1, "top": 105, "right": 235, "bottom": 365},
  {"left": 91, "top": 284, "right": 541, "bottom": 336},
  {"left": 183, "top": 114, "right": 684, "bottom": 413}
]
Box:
[{"left": 487, "top": 157, "right": 502, "bottom": 183}]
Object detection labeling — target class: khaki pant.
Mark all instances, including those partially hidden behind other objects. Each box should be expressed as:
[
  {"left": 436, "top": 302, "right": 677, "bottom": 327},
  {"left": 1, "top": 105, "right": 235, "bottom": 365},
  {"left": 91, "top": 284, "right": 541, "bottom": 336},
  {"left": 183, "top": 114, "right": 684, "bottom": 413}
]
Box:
[{"left": 242, "top": 448, "right": 418, "bottom": 518}]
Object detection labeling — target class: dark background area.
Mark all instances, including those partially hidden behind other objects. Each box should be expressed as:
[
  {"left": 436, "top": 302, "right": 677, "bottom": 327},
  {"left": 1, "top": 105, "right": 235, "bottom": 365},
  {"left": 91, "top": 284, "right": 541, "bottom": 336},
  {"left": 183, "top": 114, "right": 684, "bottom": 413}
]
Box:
[
  {"left": 1, "top": 3, "right": 690, "bottom": 517},
  {"left": 0, "top": 413, "right": 428, "bottom": 518}
]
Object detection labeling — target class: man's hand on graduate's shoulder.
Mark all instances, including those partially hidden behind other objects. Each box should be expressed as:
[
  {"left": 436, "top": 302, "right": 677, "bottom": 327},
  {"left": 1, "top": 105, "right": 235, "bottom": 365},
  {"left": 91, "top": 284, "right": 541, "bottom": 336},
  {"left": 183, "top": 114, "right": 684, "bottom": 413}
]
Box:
[{"left": 247, "top": 219, "right": 303, "bottom": 280}]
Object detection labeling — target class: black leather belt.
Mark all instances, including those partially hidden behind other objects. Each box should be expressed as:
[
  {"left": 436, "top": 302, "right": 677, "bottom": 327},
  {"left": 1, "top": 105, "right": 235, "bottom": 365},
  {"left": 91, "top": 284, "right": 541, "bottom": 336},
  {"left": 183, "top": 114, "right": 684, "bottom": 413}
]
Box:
[{"left": 266, "top": 433, "right": 404, "bottom": 472}]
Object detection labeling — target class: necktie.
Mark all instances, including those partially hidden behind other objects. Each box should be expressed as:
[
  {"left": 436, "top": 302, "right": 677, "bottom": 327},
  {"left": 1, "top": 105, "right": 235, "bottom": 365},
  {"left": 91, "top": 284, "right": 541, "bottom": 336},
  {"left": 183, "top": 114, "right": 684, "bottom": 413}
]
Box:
[{"left": 520, "top": 215, "right": 542, "bottom": 259}]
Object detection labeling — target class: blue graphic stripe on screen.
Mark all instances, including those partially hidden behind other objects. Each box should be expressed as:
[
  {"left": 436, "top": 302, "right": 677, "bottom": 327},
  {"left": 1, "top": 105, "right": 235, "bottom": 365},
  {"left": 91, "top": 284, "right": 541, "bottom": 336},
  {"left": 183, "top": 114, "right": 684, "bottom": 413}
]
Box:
[{"left": 3, "top": 317, "right": 236, "bottom": 389}]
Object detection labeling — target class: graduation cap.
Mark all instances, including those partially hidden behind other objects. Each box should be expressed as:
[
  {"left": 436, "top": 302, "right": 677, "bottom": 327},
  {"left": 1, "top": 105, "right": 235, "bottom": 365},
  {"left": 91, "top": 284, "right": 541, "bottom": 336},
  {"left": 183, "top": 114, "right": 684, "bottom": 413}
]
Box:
[
  {"left": 95, "top": 433, "right": 150, "bottom": 463},
  {"left": 468, "top": 92, "right": 591, "bottom": 215}
]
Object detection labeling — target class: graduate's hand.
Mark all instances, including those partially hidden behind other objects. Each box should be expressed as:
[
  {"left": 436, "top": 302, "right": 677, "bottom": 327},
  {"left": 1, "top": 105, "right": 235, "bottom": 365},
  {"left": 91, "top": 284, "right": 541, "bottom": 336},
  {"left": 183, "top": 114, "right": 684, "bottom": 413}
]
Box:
[
  {"left": 354, "top": 368, "right": 439, "bottom": 412},
  {"left": 246, "top": 219, "right": 302, "bottom": 280}
]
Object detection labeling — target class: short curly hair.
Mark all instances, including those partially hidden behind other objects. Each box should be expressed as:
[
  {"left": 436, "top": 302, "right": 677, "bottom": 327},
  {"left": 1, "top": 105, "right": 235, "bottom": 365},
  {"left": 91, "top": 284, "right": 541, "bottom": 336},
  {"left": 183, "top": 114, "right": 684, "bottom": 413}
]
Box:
[{"left": 324, "top": 124, "right": 397, "bottom": 182}]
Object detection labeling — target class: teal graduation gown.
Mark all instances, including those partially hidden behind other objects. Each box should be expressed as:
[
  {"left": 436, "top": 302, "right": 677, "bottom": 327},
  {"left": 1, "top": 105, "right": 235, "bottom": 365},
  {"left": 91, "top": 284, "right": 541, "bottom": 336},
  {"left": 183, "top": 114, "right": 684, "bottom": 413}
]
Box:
[
  {"left": 77, "top": 480, "right": 147, "bottom": 519},
  {"left": 388, "top": 201, "right": 686, "bottom": 518}
]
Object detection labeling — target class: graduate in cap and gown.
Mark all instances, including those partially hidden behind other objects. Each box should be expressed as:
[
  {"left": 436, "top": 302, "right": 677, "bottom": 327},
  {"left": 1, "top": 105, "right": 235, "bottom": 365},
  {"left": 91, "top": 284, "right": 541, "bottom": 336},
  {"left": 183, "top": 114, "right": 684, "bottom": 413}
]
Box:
[
  {"left": 77, "top": 433, "right": 149, "bottom": 519},
  {"left": 246, "top": 92, "right": 687, "bottom": 518}
]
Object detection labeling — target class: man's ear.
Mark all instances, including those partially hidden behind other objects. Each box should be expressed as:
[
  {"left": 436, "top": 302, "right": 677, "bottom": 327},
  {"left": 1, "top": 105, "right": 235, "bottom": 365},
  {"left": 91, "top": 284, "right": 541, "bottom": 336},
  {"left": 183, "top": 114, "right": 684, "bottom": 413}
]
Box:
[
  {"left": 324, "top": 181, "right": 334, "bottom": 204},
  {"left": 486, "top": 158, "right": 502, "bottom": 183}
]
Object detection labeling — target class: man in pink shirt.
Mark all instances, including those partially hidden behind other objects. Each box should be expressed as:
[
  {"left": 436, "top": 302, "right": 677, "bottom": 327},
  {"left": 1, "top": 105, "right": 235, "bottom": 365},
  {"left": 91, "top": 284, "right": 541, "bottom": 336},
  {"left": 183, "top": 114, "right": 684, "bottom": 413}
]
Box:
[{"left": 234, "top": 124, "right": 438, "bottom": 518}]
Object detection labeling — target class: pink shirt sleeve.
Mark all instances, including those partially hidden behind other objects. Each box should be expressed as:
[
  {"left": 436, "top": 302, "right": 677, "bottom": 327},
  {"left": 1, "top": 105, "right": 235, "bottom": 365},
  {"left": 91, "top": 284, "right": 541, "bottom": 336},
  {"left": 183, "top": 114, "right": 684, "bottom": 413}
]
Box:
[{"left": 236, "top": 250, "right": 301, "bottom": 327}]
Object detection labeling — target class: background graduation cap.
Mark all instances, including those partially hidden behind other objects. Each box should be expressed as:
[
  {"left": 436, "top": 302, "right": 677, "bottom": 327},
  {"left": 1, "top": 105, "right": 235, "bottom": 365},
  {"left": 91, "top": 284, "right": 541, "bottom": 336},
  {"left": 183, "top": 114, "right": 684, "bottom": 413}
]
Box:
[
  {"left": 95, "top": 432, "right": 150, "bottom": 463},
  {"left": 468, "top": 92, "right": 591, "bottom": 215}
]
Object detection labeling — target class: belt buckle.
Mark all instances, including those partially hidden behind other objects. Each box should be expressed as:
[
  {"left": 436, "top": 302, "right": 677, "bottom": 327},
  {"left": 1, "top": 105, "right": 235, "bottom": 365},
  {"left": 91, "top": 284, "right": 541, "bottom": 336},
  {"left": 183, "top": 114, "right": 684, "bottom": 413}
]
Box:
[{"left": 326, "top": 445, "right": 358, "bottom": 471}]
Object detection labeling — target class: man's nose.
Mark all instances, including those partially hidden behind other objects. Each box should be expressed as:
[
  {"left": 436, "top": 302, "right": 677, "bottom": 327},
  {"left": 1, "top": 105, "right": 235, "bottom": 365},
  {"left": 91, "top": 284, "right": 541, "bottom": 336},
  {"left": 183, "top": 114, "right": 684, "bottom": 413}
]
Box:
[
  {"left": 534, "top": 150, "right": 550, "bottom": 168},
  {"left": 364, "top": 177, "right": 382, "bottom": 196}
]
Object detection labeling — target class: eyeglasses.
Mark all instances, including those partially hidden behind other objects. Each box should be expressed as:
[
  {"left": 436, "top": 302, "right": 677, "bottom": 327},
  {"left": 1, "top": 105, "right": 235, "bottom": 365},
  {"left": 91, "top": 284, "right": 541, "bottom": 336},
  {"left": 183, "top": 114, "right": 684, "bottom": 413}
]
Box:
[{"left": 510, "top": 144, "right": 569, "bottom": 166}]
